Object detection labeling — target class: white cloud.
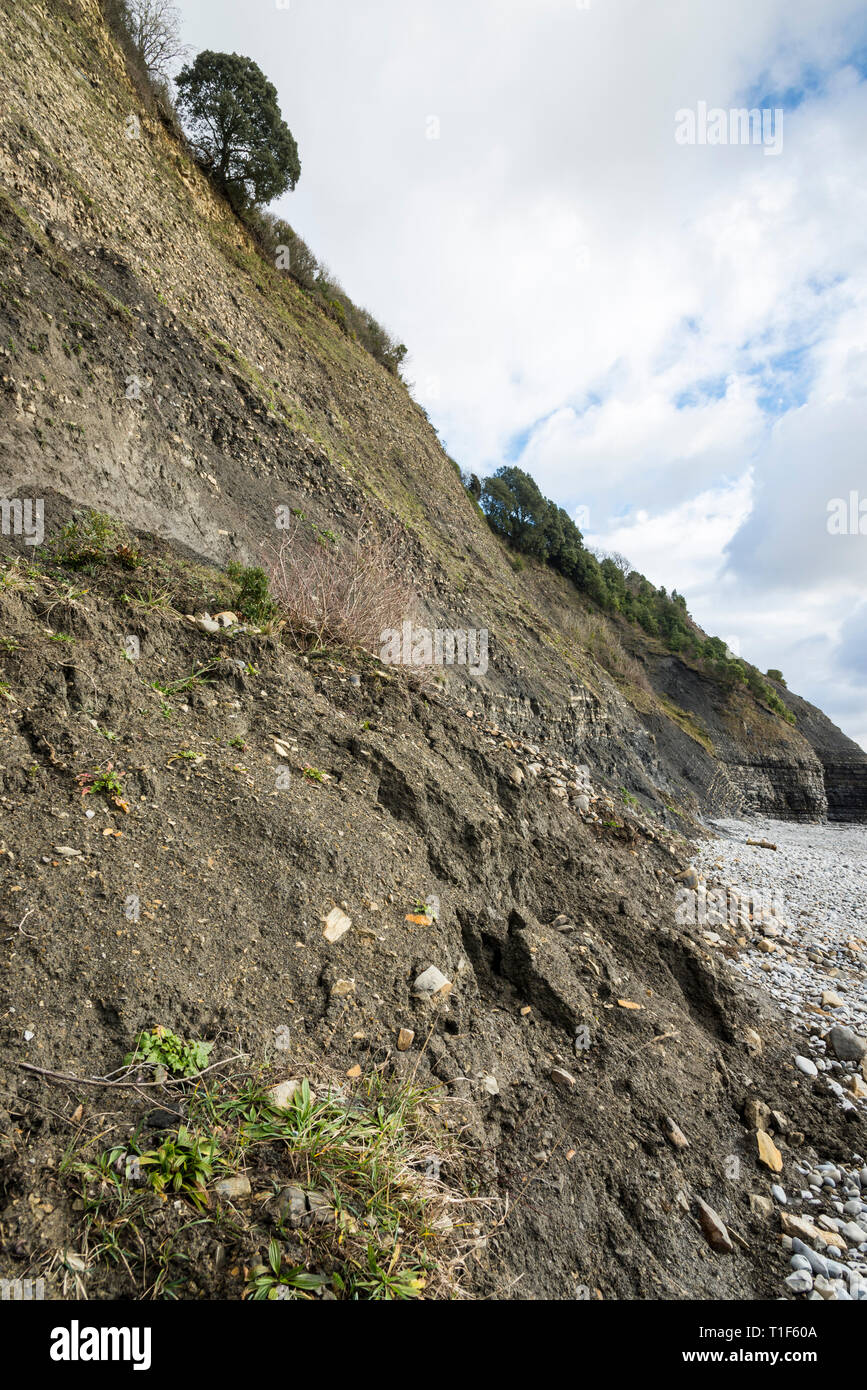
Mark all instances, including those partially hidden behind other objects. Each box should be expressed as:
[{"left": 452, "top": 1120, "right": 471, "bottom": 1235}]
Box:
[{"left": 175, "top": 0, "right": 867, "bottom": 748}]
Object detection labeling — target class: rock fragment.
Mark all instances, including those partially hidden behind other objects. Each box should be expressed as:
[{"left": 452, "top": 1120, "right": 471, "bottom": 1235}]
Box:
[
  {"left": 323, "top": 908, "right": 352, "bottom": 943},
  {"left": 413, "top": 966, "right": 452, "bottom": 997},
  {"left": 756, "top": 1130, "right": 783, "bottom": 1172},
  {"left": 663, "top": 1116, "right": 689, "bottom": 1149},
  {"left": 550, "top": 1067, "right": 576, "bottom": 1088},
  {"left": 695, "top": 1197, "right": 734, "bottom": 1253}
]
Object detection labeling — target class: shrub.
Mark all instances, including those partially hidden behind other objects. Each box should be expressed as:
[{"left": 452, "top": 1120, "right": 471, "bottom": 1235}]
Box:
[
  {"left": 227, "top": 562, "right": 279, "bottom": 626},
  {"left": 242, "top": 210, "right": 407, "bottom": 375},
  {"left": 267, "top": 514, "right": 414, "bottom": 653},
  {"left": 569, "top": 611, "right": 651, "bottom": 693},
  {"left": 51, "top": 510, "right": 142, "bottom": 570}
]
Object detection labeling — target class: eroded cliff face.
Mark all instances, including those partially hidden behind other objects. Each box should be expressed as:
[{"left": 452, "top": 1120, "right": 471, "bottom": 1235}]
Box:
[
  {"left": 0, "top": 0, "right": 864, "bottom": 828},
  {"left": 1, "top": 0, "right": 867, "bottom": 1309},
  {"left": 0, "top": 537, "right": 863, "bottom": 1302},
  {"left": 777, "top": 686, "right": 867, "bottom": 823},
  {"left": 643, "top": 654, "right": 829, "bottom": 822}
]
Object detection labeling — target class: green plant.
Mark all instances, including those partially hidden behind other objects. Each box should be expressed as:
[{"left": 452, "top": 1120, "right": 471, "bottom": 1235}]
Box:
[
  {"left": 76, "top": 763, "right": 127, "bottom": 809},
  {"left": 66, "top": 1064, "right": 482, "bottom": 1301},
  {"left": 124, "top": 1026, "right": 214, "bottom": 1078},
  {"left": 137, "top": 1126, "right": 219, "bottom": 1209},
  {"left": 123, "top": 586, "right": 176, "bottom": 612},
  {"left": 246, "top": 1239, "right": 329, "bottom": 1300},
  {"left": 226, "top": 562, "right": 278, "bottom": 625},
  {"left": 51, "top": 510, "right": 142, "bottom": 571},
  {"left": 349, "top": 1244, "right": 427, "bottom": 1300},
  {"left": 169, "top": 748, "right": 203, "bottom": 763},
  {"left": 176, "top": 51, "right": 300, "bottom": 211},
  {"left": 151, "top": 662, "right": 218, "bottom": 697}
]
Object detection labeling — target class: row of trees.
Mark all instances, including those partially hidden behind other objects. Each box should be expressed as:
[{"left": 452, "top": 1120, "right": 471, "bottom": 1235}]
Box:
[{"left": 472, "top": 466, "right": 793, "bottom": 721}]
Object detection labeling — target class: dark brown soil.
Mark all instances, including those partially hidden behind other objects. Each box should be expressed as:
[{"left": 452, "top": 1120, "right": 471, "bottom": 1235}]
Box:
[{"left": 1, "top": 542, "right": 862, "bottom": 1300}]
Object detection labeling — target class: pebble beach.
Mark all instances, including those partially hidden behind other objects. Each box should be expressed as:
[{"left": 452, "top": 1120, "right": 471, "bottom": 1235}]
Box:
[{"left": 695, "top": 818, "right": 867, "bottom": 1301}]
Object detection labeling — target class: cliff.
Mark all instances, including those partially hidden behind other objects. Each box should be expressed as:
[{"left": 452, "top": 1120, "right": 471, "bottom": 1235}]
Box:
[
  {"left": 1, "top": 0, "right": 864, "bottom": 830},
  {"left": 0, "top": 0, "right": 865, "bottom": 1304}
]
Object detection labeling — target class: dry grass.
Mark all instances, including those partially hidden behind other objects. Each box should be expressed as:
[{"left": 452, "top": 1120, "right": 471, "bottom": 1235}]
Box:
[
  {"left": 568, "top": 610, "right": 652, "bottom": 692},
  {"left": 267, "top": 514, "right": 416, "bottom": 654}
]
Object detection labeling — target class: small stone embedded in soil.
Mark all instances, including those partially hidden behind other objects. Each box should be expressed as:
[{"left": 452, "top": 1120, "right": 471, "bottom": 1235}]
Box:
[
  {"left": 413, "top": 965, "right": 452, "bottom": 996},
  {"left": 265, "top": 1079, "right": 310, "bottom": 1110},
  {"left": 215, "top": 1175, "right": 251, "bottom": 1200},
  {"left": 695, "top": 1197, "right": 734, "bottom": 1253},
  {"left": 743, "top": 1098, "right": 771, "bottom": 1131},
  {"left": 322, "top": 908, "right": 352, "bottom": 943},
  {"left": 550, "top": 1067, "right": 576, "bottom": 1088},
  {"left": 749, "top": 1194, "right": 774, "bottom": 1220},
  {"left": 396, "top": 1027, "right": 415, "bottom": 1051},
  {"left": 794, "top": 1055, "right": 818, "bottom": 1078},
  {"left": 273, "top": 1184, "right": 307, "bottom": 1226},
  {"left": 744, "top": 1027, "right": 763, "bottom": 1055},
  {"left": 664, "top": 1116, "right": 689, "bottom": 1149},
  {"left": 757, "top": 1130, "right": 783, "bottom": 1172}
]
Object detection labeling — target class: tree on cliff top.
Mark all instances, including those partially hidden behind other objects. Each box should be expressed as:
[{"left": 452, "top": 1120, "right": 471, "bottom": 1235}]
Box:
[{"left": 176, "top": 52, "right": 300, "bottom": 211}]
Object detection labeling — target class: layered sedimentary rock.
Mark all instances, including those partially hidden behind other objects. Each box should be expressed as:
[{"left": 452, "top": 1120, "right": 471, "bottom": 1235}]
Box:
[{"left": 777, "top": 685, "right": 867, "bottom": 822}]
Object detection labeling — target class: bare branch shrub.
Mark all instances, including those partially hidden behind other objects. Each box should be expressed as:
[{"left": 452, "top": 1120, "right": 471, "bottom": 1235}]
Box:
[
  {"left": 569, "top": 610, "right": 652, "bottom": 692},
  {"left": 267, "top": 514, "right": 417, "bottom": 654},
  {"left": 124, "top": 0, "right": 188, "bottom": 79}
]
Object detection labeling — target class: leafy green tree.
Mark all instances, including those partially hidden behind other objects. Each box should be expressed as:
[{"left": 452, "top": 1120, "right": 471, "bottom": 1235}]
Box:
[
  {"left": 480, "top": 473, "right": 518, "bottom": 540},
  {"left": 176, "top": 51, "right": 300, "bottom": 210},
  {"left": 481, "top": 467, "right": 549, "bottom": 556}
]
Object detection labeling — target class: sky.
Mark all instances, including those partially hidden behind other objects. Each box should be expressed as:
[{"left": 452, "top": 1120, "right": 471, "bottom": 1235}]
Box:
[{"left": 174, "top": 0, "right": 867, "bottom": 748}]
